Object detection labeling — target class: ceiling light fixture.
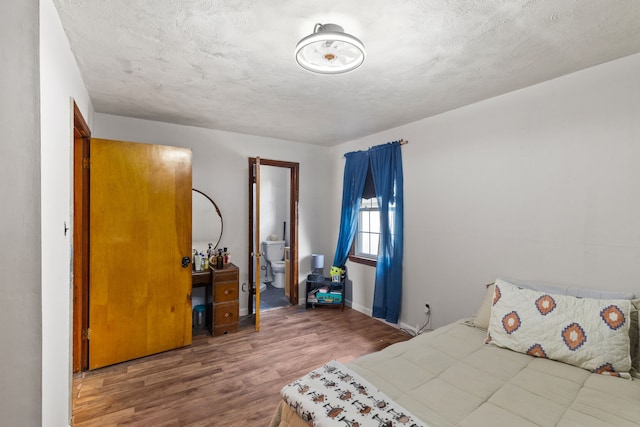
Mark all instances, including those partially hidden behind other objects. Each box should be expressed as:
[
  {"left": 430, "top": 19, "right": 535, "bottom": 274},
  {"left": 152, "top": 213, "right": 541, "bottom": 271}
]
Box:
[{"left": 295, "top": 23, "right": 365, "bottom": 74}]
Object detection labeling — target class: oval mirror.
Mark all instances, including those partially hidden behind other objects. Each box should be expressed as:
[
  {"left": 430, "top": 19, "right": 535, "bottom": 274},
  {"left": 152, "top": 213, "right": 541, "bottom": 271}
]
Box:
[{"left": 192, "top": 188, "right": 223, "bottom": 253}]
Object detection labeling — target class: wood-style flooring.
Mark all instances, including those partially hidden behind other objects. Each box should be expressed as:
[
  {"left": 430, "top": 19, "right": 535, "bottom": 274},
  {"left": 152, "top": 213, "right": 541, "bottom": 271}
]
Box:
[{"left": 72, "top": 306, "right": 411, "bottom": 426}]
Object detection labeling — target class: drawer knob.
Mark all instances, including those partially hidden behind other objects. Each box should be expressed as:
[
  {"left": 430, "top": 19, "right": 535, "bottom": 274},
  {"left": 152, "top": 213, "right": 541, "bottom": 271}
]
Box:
[
  {"left": 224, "top": 290, "right": 230, "bottom": 295},
  {"left": 224, "top": 312, "right": 233, "bottom": 318}
]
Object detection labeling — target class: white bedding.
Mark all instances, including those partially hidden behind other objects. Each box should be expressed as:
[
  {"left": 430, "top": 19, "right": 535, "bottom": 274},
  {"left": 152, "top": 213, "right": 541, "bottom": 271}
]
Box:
[
  {"left": 271, "top": 279, "right": 640, "bottom": 427},
  {"left": 347, "top": 320, "right": 640, "bottom": 426}
]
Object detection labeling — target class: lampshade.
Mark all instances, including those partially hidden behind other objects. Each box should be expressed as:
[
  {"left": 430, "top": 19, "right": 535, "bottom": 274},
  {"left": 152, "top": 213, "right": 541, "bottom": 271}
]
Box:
[
  {"left": 295, "top": 23, "right": 365, "bottom": 74},
  {"left": 311, "top": 253, "right": 324, "bottom": 270}
]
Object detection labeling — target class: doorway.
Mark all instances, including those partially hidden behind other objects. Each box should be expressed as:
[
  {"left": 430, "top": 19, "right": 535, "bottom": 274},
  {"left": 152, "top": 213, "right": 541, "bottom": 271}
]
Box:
[
  {"left": 72, "top": 110, "right": 193, "bottom": 371},
  {"left": 247, "top": 158, "right": 299, "bottom": 328}
]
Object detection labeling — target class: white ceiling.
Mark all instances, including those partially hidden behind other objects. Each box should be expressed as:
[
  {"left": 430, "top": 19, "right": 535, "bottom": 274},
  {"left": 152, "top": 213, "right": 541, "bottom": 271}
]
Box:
[{"left": 53, "top": 0, "right": 640, "bottom": 146}]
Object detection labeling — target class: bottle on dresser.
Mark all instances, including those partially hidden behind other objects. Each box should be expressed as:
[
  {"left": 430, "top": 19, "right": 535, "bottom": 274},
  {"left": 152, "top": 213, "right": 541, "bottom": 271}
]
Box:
[
  {"left": 216, "top": 248, "right": 224, "bottom": 269},
  {"left": 193, "top": 250, "right": 202, "bottom": 272}
]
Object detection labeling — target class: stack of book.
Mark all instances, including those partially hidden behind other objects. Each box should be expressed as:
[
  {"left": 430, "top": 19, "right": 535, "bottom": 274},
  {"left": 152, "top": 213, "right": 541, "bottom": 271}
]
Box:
[{"left": 308, "top": 286, "right": 342, "bottom": 304}]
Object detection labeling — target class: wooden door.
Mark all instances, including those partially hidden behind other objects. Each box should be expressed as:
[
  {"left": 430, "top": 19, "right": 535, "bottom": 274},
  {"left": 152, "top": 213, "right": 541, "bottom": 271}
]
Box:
[{"left": 89, "top": 138, "right": 192, "bottom": 369}]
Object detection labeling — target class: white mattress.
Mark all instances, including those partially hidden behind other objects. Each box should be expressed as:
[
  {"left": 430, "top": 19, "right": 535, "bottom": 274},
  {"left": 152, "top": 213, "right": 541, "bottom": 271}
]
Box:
[{"left": 347, "top": 321, "right": 640, "bottom": 427}]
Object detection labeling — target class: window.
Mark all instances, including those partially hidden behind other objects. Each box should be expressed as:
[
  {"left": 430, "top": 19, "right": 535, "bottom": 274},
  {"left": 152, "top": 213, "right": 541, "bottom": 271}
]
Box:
[
  {"left": 349, "top": 197, "right": 379, "bottom": 266},
  {"left": 349, "top": 195, "right": 397, "bottom": 267},
  {"left": 356, "top": 197, "right": 380, "bottom": 257},
  {"left": 347, "top": 161, "right": 397, "bottom": 267}
]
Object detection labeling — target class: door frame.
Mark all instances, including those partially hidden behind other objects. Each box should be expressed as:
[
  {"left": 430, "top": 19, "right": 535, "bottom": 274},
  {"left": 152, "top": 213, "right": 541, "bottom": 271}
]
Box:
[
  {"left": 247, "top": 158, "right": 299, "bottom": 314},
  {"left": 72, "top": 102, "right": 90, "bottom": 372}
]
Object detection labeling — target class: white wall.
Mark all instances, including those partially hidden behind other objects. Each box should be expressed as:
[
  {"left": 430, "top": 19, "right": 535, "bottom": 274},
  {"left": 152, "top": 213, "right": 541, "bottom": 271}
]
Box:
[
  {"left": 331, "top": 52, "right": 640, "bottom": 331},
  {"left": 40, "top": 0, "right": 94, "bottom": 425},
  {"left": 260, "top": 165, "right": 290, "bottom": 245},
  {"left": 93, "top": 114, "right": 334, "bottom": 312},
  {"left": 0, "top": 1, "right": 42, "bottom": 425}
]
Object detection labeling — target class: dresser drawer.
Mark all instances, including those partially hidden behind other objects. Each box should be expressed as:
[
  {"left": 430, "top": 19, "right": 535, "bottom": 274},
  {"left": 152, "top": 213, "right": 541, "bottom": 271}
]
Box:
[
  {"left": 212, "top": 267, "right": 238, "bottom": 283},
  {"left": 214, "top": 282, "right": 238, "bottom": 303},
  {"left": 213, "top": 322, "right": 239, "bottom": 336},
  {"left": 192, "top": 269, "right": 211, "bottom": 285},
  {"left": 213, "top": 301, "right": 238, "bottom": 326}
]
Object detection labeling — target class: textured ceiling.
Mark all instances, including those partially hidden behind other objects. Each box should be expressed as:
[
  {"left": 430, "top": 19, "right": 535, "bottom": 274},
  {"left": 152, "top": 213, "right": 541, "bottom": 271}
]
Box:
[{"left": 54, "top": 0, "right": 640, "bottom": 146}]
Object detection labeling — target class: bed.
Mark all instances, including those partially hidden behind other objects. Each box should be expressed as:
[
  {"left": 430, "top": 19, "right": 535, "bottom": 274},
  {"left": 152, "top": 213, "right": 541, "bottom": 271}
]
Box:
[{"left": 270, "top": 279, "right": 640, "bottom": 426}]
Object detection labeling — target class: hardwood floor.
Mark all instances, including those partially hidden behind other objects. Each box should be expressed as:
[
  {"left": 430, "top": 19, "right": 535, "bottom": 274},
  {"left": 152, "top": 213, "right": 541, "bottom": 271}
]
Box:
[{"left": 72, "top": 306, "right": 411, "bottom": 426}]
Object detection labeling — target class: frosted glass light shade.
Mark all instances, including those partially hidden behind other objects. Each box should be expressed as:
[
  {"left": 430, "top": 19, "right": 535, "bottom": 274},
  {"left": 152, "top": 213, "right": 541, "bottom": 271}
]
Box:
[{"left": 295, "top": 23, "right": 365, "bottom": 74}]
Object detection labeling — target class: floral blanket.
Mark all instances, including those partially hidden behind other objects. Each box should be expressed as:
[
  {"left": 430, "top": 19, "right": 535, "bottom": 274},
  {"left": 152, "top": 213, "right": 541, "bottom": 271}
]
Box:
[{"left": 280, "top": 360, "right": 428, "bottom": 427}]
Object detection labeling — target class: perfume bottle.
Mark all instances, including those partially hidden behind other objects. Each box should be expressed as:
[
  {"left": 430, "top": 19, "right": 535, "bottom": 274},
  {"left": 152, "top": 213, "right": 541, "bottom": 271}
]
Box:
[
  {"left": 216, "top": 248, "right": 224, "bottom": 269},
  {"left": 194, "top": 250, "right": 202, "bottom": 272}
]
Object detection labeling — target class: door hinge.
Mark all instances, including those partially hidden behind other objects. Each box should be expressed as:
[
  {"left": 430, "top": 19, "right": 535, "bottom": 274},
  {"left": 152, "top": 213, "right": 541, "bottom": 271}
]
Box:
[
  {"left": 82, "top": 328, "right": 91, "bottom": 340},
  {"left": 82, "top": 158, "right": 90, "bottom": 169}
]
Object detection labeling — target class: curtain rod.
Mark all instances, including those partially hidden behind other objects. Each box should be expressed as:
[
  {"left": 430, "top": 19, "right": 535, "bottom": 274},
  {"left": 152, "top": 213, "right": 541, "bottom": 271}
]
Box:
[{"left": 343, "top": 139, "right": 408, "bottom": 157}]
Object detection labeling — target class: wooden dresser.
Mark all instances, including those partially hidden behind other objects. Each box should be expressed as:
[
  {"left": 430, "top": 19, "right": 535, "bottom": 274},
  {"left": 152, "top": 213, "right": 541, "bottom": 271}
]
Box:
[{"left": 211, "top": 263, "right": 239, "bottom": 335}]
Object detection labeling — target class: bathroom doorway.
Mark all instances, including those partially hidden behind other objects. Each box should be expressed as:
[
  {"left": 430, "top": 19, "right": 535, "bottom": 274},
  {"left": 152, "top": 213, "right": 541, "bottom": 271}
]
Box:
[{"left": 247, "top": 158, "right": 299, "bottom": 327}]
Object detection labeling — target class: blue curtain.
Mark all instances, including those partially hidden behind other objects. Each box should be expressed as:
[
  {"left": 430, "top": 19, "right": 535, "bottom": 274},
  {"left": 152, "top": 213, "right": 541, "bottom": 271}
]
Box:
[
  {"left": 333, "top": 141, "right": 404, "bottom": 323},
  {"left": 332, "top": 150, "right": 369, "bottom": 268},
  {"left": 370, "top": 142, "right": 404, "bottom": 323}
]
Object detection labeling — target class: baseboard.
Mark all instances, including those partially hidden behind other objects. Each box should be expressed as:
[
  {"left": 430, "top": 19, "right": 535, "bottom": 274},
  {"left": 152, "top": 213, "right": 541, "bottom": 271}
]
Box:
[
  {"left": 397, "top": 320, "right": 416, "bottom": 334},
  {"left": 348, "top": 301, "right": 372, "bottom": 317},
  {"left": 349, "top": 302, "right": 411, "bottom": 332}
]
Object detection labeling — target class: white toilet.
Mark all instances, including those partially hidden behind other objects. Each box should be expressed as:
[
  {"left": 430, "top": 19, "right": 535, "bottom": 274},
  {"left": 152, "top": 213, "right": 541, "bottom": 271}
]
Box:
[{"left": 263, "top": 240, "right": 286, "bottom": 289}]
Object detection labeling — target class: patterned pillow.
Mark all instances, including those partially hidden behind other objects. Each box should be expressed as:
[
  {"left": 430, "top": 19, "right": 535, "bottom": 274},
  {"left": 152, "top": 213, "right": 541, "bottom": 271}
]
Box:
[{"left": 486, "top": 279, "right": 632, "bottom": 378}]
